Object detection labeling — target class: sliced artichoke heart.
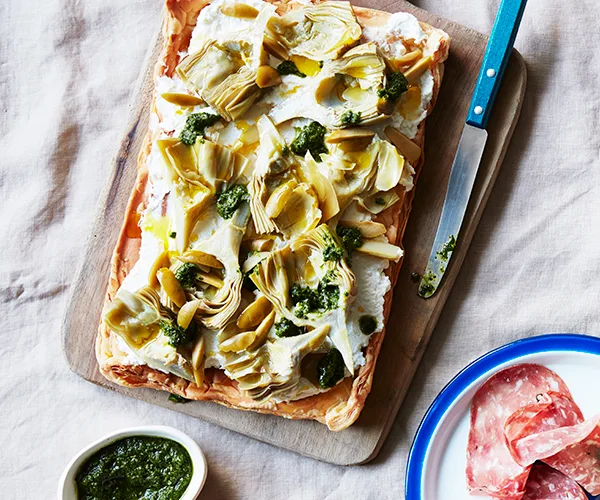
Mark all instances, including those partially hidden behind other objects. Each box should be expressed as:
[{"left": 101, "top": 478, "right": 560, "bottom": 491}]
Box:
[
  {"left": 250, "top": 115, "right": 294, "bottom": 234},
  {"left": 268, "top": 1, "right": 362, "bottom": 60},
  {"left": 192, "top": 204, "right": 251, "bottom": 329},
  {"left": 301, "top": 152, "right": 339, "bottom": 222},
  {"left": 356, "top": 240, "right": 403, "bottom": 262},
  {"left": 104, "top": 287, "right": 194, "bottom": 381},
  {"left": 327, "top": 139, "right": 381, "bottom": 210},
  {"left": 360, "top": 190, "right": 400, "bottom": 214},
  {"left": 104, "top": 288, "right": 162, "bottom": 348},
  {"left": 274, "top": 183, "right": 322, "bottom": 238},
  {"left": 375, "top": 140, "right": 406, "bottom": 192},
  {"left": 250, "top": 249, "right": 291, "bottom": 315},
  {"left": 177, "top": 40, "right": 242, "bottom": 95}
]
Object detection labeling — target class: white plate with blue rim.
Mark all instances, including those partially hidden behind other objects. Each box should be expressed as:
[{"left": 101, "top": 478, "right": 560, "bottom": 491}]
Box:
[{"left": 405, "top": 334, "right": 600, "bottom": 500}]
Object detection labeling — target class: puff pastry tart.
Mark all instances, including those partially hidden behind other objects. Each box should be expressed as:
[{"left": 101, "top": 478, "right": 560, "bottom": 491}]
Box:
[{"left": 97, "top": 0, "right": 449, "bottom": 431}]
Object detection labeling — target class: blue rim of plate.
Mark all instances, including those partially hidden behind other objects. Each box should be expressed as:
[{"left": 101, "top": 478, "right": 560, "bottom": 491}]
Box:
[{"left": 405, "top": 333, "right": 600, "bottom": 500}]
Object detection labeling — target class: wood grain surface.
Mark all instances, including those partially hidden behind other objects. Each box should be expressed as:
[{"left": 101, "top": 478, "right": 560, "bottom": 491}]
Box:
[{"left": 62, "top": 0, "right": 527, "bottom": 465}]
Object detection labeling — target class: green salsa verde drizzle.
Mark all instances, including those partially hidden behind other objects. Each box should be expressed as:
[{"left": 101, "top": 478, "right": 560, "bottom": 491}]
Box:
[{"left": 75, "top": 436, "right": 193, "bottom": 500}]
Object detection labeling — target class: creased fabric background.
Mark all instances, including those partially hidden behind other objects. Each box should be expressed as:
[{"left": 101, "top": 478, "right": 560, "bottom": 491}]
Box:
[{"left": 1, "top": 0, "right": 599, "bottom": 498}]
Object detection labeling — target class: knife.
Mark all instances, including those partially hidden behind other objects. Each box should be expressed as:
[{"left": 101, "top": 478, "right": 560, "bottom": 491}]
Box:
[{"left": 418, "top": 0, "right": 528, "bottom": 299}]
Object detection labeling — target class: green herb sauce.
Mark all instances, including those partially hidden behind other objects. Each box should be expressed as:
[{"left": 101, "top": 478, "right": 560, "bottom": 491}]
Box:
[
  {"left": 340, "top": 110, "right": 362, "bottom": 126},
  {"left": 175, "top": 262, "right": 200, "bottom": 288},
  {"left": 436, "top": 234, "right": 457, "bottom": 262},
  {"left": 180, "top": 112, "right": 220, "bottom": 146},
  {"left": 159, "top": 320, "right": 194, "bottom": 348},
  {"left": 290, "top": 276, "right": 340, "bottom": 319},
  {"left": 336, "top": 226, "right": 363, "bottom": 256},
  {"left": 377, "top": 72, "right": 409, "bottom": 102},
  {"left": 75, "top": 436, "right": 193, "bottom": 500},
  {"left": 216, "top": 184, "right": 250, "bottom": 219},
  {"left": 418, "top": 270, "right": 437, "bottom": 299},
  {"left": 322, "top": 231, "right": 344, "bottom": 262},
  {"left": 168, "top": 394, "right": 190, "bottom": 404},
  {"left": 276, "top": 60, "right": 306, "bottom": 78},
  {"left": 358, "top": 315, "right": 377, "bottom": 335},
  {"left": 274, "top": 318, "right": 306, "bottom": 338},
  {"left": 317, "top": 349, "right": 345, "bottom": 389},
  {"left": 290, "top": 121, "right": 328, "bottom": 161}
]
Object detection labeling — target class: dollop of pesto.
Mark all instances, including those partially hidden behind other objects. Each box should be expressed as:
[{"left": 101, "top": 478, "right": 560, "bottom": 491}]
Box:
[
  {"left": 322, "top": 231, "right": 344, "bottom": 262},
  {"left": 377, "top": 72, "right": 409, "bottom": 102},
  {"left": 216, "top": 184, "right": 250, "bottom": 219},
  {"left": 75, "top": 436, "right": 193, "bottom": 500},
  {"left": 290, "top": 274, "right": 340, "bottom": 318},
  {"left": 180, "top": 112, "right": 220, "bottom": 145},
  {"left": 159, "top": 319, "right": 194, "bottom": 348},
  {"left": 317, "top": 348, "right": 345, "bottom": 389},
  {"left": 358, "top": 315, "right": 377, "bottom": 335},
  {"left": 175, "top": 262, "right": 200, "bottom": 288},
  {"left": 336, "top": 226, "right": 363, "bottom": 256},
  {"left": 274, "top": 318, "right": 306, "bottom": 338},
  {"left": 340, "top": 110, "right": 362, "bottom": 126},
  {"left": 290, "top": 121, "right": 328, "bottom": 161},
  {"left": 276, "top": 60, "right": 306, "bottom": 78}
]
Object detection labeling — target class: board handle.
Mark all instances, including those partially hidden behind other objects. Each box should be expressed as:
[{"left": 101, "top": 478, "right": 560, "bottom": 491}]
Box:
[{"left": 467, "top": 0, "right": 528, "bottom": 129}]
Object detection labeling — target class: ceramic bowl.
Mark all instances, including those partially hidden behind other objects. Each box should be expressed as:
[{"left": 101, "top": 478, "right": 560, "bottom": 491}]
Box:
[{"left": 58, "top": 425, "right": 207, "bottom": 500}]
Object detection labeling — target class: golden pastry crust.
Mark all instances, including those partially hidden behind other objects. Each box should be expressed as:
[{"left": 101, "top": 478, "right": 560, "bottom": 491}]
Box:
[{"left": 97, "top": 0, "right": 450, "bottom": 431}]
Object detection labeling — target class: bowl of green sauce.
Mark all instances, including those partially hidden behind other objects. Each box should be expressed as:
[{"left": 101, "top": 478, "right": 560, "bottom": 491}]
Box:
[{"left": 58, "top": 425, "right": 207, "bottom": 500}]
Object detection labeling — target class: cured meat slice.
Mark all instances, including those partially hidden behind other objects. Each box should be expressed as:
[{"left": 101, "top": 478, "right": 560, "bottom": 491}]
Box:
[
  {"left": 511, "top": 414, "right": 600, "bottom": 466},
  {"left": 466, "top": 364, "right": 573, "bottom": 498},
  {"left": 512, "top": 414, "right": 600, "bottom": 495},
  {"left": 544, "top": 423, "right": 600, "bottom": 496},
  {"left": 522, "top": 463, "right": 587, "bottom": 500},
  {"left": 504, "top": 391, "right": 584, "bottom": 454}
]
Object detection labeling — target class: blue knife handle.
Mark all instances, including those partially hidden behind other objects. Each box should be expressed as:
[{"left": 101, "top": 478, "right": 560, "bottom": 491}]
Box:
[{"left": 466, "top": 0, "right": 528, "bottom": 129}]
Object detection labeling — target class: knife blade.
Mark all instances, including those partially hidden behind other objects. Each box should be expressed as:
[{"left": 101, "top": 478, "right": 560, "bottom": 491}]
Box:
[{"left": 418, "top": 0, "right": 528, "bottom": 299}]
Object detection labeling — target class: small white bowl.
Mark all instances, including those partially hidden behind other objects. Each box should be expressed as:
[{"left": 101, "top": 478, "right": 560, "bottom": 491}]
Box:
[{"left": 58, "top": 425, "right": 207, "bottom": 500}]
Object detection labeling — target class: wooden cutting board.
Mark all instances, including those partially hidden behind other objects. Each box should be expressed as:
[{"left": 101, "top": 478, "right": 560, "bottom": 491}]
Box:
[{"left": 62, "top": 0, "right": 526, "bottom": 465}]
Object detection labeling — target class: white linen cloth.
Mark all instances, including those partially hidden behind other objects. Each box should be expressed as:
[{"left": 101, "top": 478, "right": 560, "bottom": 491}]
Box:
[{"left": 2, "top": 0, "right": 599, "bottom": 498}]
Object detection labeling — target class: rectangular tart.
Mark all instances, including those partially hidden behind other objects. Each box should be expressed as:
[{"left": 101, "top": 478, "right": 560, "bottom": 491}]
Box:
[{"left": 97, "top": 0, "right": 450, "bottom": 431}]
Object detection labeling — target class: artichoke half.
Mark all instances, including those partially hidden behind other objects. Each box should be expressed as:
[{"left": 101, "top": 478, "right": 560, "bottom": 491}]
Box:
[
  {"left": 317, "top": 43, "right": 389, "bottom": 127},
  {"left": 104, "top": 287, "right": 195, "bottom": 381},
  {"left": 266, "top": 1, "right": 361, "bottom": 61},
  {"left": 177, "top": 6, "right": 277, "bottom": 121},
  {"left": 156, "top": 138, "right": 248, "bottom": 252},
  {"left": 190, "top": 204, "right": 251, "bottom": 330},
  {"left": 249, "top": 115, "right": 296, "bottom": 234}
]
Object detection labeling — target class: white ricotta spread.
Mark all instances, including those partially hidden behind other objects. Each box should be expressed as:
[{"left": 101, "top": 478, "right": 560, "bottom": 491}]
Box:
[
  {"left": 347, "top": 254, "right": 391, "bottom": 367},
  {"left": 391, "top": 69, "right": 434, "bottom": 139},
  {"left": 362, "top": 12, "right": 426, "bottom": 59},
  {"left": 189, "top": 0, "right": 272, "bottom": 53}
]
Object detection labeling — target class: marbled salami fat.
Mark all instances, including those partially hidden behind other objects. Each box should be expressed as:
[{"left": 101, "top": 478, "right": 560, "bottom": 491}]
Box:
[
  {"left": 511, "top": 414, "right": 600, "bottom": 496},
  {"left": 522, "top": 463, "right": 587, "bottom": 500},
  {"left": 505, "top": 391, "right": 584, "bottom": 461},
  {"left": 511, "top": 415, "right": 600, "bottom": 466},
  {"left": 544, "top": 421, "right": 600, "bottom": 496},
  {"left": 466, "top": 364, "right": 572, "bottom": 497}
]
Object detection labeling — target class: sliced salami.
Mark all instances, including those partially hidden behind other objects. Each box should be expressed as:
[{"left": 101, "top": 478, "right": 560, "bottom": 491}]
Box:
[
  {"left": 511, "top": 414, "right": 600, "bottom": 467},
  {"left": 505, "top": 391, "right": 584, "bottom": 457},
  {"left": 542, "top": 417, "right": 600, "bottom": 496},
  {"left": 466, "top": 364, "right": 573, "bottom": 498},
  {"left": 522, "top": 463, "right": 587, "bottom": 500}
]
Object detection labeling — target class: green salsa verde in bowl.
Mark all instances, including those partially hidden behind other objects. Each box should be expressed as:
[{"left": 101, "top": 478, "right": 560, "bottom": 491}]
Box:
[{"left": 58, "top": 426, "right": 207, "bottom": 500}]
